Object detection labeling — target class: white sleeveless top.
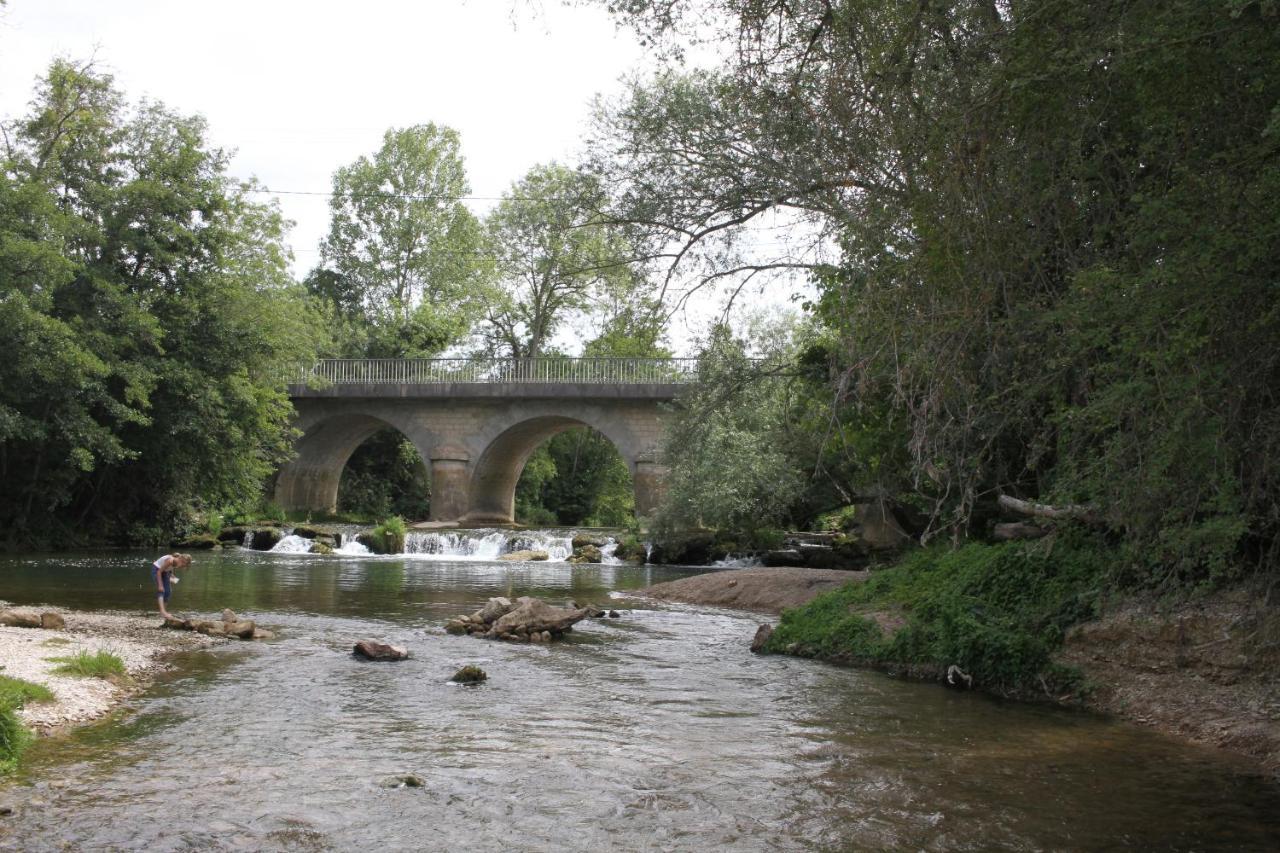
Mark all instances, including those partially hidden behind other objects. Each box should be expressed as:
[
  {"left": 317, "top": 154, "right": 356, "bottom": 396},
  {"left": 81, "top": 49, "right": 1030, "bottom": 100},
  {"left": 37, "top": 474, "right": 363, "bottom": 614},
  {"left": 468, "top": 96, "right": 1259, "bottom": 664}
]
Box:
[{"left": 153, "top": 554, "right": 176, "bottom": 573}]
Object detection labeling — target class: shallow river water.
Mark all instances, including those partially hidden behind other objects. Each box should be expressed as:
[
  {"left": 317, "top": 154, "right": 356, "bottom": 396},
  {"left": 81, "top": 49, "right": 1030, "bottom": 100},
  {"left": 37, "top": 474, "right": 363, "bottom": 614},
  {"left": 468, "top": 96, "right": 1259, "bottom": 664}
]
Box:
[{"left": 2, "top": 547, "right": 1279, "bottom": 851}]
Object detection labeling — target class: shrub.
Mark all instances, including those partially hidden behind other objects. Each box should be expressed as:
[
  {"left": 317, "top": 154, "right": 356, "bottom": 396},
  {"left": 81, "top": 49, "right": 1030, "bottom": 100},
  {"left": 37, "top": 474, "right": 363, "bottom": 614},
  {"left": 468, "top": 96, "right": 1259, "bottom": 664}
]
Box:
[{"left": 370, "top": 516, "right": 407, "bottom": 553}]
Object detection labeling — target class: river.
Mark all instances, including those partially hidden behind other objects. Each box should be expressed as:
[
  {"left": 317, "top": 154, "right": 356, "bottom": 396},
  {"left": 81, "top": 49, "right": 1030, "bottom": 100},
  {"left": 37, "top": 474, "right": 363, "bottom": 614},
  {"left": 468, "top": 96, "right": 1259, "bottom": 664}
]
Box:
[{"left": 1, "top": 542, "right": 1279, "bottom": 851}]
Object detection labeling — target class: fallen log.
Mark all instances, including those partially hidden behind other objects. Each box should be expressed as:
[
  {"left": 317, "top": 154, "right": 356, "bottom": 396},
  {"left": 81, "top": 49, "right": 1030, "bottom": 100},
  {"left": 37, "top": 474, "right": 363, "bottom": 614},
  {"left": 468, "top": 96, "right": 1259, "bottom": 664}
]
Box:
[
  {"left": 993, "top": 522, "right": 1047, "bottom": 541},
  {"left": 997, "top": 494, "right": 1101, "bottom": 525}
]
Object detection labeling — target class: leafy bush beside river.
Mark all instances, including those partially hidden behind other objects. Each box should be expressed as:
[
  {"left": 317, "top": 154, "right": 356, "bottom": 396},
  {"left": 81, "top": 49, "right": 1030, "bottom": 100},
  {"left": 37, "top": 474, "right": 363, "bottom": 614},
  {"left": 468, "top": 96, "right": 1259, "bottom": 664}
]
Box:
[{"left": 766, "top": 535, "right": 1114, "bottom": 696}]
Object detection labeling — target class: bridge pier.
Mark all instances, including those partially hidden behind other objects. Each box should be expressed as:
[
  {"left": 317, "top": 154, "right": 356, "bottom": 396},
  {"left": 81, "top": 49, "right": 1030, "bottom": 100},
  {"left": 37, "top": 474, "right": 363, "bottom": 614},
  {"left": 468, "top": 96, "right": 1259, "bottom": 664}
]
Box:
[
  {"left": 632, "top": 461, "right": 669, "bottom": 519},
  {"left": 428, "top": 446, "right": 471, "bottom": 522}
]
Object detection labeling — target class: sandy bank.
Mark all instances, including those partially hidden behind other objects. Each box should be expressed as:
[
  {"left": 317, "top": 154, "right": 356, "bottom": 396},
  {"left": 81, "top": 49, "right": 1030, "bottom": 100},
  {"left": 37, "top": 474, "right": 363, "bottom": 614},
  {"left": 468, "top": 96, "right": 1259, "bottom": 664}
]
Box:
[
  {"left": 640, "top": 567, "right": 867, "bottom": 613},
  {"left": 0, "top": 604, "right": 220, "bottom": 734},
  {"left": 1057, "top": 592, "right": 1280, "bottom": 776}
]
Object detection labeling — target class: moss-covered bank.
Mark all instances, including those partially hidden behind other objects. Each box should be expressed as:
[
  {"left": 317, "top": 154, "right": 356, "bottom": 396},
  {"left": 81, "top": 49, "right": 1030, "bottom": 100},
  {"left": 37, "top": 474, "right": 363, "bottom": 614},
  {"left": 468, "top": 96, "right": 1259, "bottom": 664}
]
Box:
[{"left": 765, "top": 535, "right": 1112, "bottom": 697}]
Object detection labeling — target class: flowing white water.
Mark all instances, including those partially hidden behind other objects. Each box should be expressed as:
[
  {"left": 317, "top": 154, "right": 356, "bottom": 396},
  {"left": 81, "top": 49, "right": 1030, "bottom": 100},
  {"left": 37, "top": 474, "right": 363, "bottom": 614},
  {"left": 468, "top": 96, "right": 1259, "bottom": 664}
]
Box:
[{"left": 266, "top": 527, "right": 623, "bottom": 563}]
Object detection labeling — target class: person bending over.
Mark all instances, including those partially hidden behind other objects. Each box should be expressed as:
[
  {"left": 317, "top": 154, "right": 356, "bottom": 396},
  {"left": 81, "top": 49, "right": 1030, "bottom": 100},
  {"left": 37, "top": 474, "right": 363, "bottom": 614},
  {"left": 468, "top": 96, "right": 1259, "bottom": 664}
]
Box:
[{"left": 152, "top": 552, "right": 191, "bottom": 619}]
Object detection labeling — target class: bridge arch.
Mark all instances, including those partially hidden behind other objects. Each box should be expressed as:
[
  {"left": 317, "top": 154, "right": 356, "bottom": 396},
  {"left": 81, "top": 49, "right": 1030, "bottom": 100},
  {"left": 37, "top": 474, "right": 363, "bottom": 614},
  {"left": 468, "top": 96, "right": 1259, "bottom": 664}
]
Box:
[
  {"left": 466, "top": 415, "right": 629, "bottom": 524},
  {"left": 274, "top": 410, "right": 432, "bottom": 516}
]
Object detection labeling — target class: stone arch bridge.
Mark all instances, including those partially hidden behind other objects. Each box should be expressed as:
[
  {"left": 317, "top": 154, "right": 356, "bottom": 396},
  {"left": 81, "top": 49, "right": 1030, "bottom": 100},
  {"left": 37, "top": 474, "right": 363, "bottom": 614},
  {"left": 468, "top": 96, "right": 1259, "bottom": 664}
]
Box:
[{"left": 274, "top": 358, "right": 690, "bottom": 524}]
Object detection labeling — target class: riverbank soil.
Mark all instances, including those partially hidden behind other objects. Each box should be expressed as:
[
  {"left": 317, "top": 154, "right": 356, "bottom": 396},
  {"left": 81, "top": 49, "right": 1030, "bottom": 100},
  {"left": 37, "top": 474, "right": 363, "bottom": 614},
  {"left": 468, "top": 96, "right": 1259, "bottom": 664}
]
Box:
[
  {"left": 0, "top": 604, "right": 217, "bottom": 734},
  {"left": 640, "top": 567, "right": 868, "bottom": 613},
  {"left": 646, "top": 566, "right": 1280, "bottom": 776},
  {"left": 1056, "top": 591, "right": 1280, "bottom": 776}
]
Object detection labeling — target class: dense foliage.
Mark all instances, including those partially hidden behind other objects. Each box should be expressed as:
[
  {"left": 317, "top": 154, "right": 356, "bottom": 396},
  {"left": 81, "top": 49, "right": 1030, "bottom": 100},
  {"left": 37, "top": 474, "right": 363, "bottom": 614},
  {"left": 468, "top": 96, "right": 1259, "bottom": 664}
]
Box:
[
  {"left": 767, "top": 535, "right": 1112, "bottom": 694},
  {"left": 594, "top": 0, "right": 1280, "bottom": 579},
  {"left": 0, "top": 61, "right": 320, "bottom": 547}
]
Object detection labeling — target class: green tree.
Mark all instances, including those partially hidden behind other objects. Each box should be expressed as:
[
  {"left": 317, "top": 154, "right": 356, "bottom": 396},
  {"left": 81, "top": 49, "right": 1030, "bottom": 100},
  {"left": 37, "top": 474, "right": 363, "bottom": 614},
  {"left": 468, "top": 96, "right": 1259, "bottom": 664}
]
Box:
[
  {"left": 479, "top": 163, "right": 635, "bottom": 359},
  {"left": 594, "top": 0, "right": 1280, "bottom": 577},
  {"left": 319, "top": 124, "right": 490, "bottom": 332},
  {"left": 0, "top": 59, "right": 319, "bottom": 546}
]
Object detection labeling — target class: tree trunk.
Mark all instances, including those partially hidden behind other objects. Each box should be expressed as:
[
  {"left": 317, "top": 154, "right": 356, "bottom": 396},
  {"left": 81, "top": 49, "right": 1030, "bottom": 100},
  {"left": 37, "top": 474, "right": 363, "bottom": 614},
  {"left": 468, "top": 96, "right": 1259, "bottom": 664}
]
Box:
[{"left": 997, "top": 494, "right": 1101, "bottom": 524}]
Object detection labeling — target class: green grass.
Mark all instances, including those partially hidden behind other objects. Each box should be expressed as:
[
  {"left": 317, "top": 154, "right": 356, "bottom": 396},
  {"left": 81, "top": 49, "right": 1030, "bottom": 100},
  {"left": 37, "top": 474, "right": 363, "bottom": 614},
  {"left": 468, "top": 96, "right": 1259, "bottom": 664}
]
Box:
[
  {"left": 46, "top": 649, "right": 127, "bottom": 680},
  {"left": 0, "top": 675, "right": 53, "bottom": 776},
  {"left": 0, "top": 674, "right": 54, "bottom": 710},
  {"left": 767, "top": 534, "right": 1114, "bottom": 696}
]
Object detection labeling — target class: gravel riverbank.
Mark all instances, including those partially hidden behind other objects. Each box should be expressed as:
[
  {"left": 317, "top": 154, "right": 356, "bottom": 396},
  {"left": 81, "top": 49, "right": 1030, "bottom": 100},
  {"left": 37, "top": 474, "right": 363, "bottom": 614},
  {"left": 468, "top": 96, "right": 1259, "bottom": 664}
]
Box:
[
  {"left": 639, "top": 567, "right": 868, "bottom": 613},
  {"left": 0, "top": 603, "right": 220, "bottom": 734}
]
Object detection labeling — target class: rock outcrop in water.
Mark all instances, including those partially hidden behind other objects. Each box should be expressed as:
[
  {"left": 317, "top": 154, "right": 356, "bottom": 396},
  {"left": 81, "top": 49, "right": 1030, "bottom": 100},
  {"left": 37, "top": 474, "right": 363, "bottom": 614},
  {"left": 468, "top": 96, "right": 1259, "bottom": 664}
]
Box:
[
  {"left": 445, "top": 596, "right": 590, "bottom": 643},
  {"left": 161, "top": 610, "right": 275, "bottom": 640},
  {"left": 498, "top": 550, "right": 549, "bottom": 562},
  {"left": 353, "top": 640, "right": 409, "bottom": 661}
]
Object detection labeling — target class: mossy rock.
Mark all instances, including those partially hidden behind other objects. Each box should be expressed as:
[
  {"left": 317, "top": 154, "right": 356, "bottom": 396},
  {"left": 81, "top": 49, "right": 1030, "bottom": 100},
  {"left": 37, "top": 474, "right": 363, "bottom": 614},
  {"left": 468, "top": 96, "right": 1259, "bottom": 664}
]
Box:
[
  {"left": 357, "top": 532, "right": 404, "bottom": 554},
  {"left": 571, "top": 533, "right": 607, "bottom": 549},
  {"left": 450, "top": 665, "right": 487, "bottom": 685},
  {"left": 309, "top": 542, "right": 333, "bottom": 555},
  {"left": 217, "top": 526, "right": 251, "bottom": 544},
  {"left": 172, "top": 534, "right": 220, "bottom": 550},
  {"left": 250, "top": 528, "right": 283, "bottom": 551}
]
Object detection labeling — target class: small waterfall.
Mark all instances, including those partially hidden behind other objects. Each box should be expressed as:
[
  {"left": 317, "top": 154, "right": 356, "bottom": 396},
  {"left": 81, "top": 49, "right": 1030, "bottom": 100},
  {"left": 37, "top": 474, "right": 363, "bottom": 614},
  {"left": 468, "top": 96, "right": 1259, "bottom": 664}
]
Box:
[
  {"left": 336, "top": 539, "right": 371, "bottom": 555},
  {"left": 404, "top": 530, "right": 509, "bottom": 559},
  {"left": 269, "top": 534, "right": 314, "bottom": 554},
  {"left": 254, "top": 525, "right": 625, "bottom": 563}
]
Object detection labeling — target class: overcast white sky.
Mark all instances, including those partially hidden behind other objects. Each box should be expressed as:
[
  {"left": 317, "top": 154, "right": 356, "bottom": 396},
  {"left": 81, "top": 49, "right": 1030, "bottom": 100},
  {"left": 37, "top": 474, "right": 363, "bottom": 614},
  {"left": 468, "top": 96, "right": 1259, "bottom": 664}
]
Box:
[{"left": 0, "top": 0, "right": 809, "bottom": 353}]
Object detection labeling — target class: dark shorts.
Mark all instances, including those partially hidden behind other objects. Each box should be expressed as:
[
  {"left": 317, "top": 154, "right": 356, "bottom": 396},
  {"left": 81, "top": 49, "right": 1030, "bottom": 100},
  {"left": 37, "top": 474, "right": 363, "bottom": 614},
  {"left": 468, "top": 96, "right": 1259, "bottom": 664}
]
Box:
[{"left": 153, "top": 568, "right": 172, "bottom": 602}]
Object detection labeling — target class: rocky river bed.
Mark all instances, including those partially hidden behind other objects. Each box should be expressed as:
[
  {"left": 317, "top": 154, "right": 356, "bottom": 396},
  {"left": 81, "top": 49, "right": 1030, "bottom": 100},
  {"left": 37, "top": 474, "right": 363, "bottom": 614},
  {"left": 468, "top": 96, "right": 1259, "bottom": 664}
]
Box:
[{"left": 1, "top": 549, "right": 1279, "bottom": 851}]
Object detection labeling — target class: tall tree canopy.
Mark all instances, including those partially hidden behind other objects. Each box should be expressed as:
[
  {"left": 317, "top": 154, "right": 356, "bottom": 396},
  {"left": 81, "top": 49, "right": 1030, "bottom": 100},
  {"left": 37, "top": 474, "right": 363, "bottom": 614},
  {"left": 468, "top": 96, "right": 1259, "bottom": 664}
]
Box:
[
  {"left": 0, "top": 60, "right": 319, "bottom": 546},
  {"left": 594, "top": 0, "right": 1280, "bottom": 575},
  {"left": 479, "top": 163, "right": 636, "bottom": 359},
  {"left": 319, "top": 124, "right": 489, "bottom": 337}
]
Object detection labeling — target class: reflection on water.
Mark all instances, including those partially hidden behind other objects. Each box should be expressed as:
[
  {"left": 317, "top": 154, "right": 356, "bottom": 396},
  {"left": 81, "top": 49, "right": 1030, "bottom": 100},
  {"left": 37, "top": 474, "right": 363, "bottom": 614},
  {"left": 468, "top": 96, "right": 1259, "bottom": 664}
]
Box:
[{"left": 1, "top": 550, "right": 1279, "bottom": 851}]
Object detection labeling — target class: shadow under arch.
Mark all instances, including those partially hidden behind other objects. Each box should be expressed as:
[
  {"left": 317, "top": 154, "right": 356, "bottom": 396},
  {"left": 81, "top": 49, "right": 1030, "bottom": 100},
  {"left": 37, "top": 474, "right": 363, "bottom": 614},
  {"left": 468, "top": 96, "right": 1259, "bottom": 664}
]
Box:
[
  {"left": 465, "top": 415, "right": 631, "bottom": 525},
  {"left": 274, "top": 412, "right": 428, "bottom": 516}
]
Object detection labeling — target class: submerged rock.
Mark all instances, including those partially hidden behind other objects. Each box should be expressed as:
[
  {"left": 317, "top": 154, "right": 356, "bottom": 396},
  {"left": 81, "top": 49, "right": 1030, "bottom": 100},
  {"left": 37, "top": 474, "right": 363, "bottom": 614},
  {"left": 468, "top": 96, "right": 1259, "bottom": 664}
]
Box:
[
  {"left": 382, "top": 774, "right": 426, "bottom": 788},
  {"left": 354, "top": 640, "right": 409, "bottom": 661}
]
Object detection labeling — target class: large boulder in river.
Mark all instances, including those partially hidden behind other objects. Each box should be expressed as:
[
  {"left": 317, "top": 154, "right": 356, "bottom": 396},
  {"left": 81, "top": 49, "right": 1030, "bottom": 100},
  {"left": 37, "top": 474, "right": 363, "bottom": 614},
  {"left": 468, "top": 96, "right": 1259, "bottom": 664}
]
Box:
[
  {"left": 354, "top": 640, "right": 409, "bottom": 661},
  {"left": 499, "top": 550, "right": 549, "bottom": 562},
  {"left": 489, "top": 597, "right": 588, "bottom": 640},
  {"left": 0, "top": 609, "right": 42, "bottom": 628},
  {"left": 571, "top": 533, "right": 606, "bottom": 549},
  {"left": 569, "top": 544, "right": 603, "bottom": 564},
  {"left": 250, "top": 528, "right": 283, "bottom": 551},
  {"left": 479, "top": 597, "right": 514, "bottom": 623}
]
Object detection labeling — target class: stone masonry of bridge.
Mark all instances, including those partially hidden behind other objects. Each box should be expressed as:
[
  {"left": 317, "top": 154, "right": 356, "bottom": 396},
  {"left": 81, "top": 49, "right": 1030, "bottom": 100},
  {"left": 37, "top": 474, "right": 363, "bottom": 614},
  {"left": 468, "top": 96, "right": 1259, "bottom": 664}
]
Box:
[{"left": 274, "top": 373, "right": 677, "bottom": 524}]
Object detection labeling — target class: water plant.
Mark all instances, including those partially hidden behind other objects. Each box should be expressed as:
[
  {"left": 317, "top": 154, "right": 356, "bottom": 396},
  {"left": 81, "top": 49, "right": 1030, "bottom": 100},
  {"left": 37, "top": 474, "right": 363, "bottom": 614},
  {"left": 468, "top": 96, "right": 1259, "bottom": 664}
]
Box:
[{"left": 47, "top": 649, "right": 127, "bottom": 681}]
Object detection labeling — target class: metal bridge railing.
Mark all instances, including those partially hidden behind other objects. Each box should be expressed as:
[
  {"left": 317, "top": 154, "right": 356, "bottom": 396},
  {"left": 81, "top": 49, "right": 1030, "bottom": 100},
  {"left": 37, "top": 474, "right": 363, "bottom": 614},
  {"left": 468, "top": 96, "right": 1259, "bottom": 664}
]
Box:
[{"left": 287, "top": 358, "right": 699, "bottom": 386}]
